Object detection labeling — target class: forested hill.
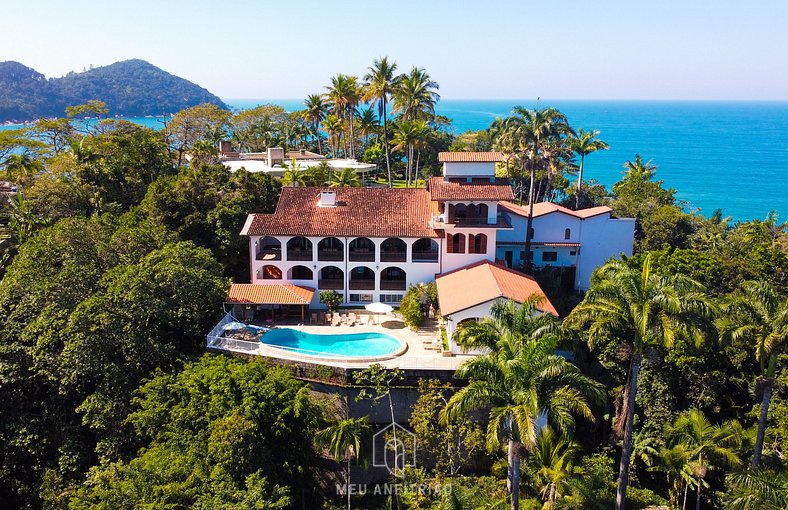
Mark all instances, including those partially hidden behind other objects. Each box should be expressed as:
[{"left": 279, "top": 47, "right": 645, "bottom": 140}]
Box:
[{"left": 0, "top": 59, "right": 227, "bottom": 122}]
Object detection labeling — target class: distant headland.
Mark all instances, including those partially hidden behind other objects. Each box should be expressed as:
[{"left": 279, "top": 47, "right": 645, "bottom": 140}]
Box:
[{"left": 0, "top": 59, "right": 227, "bottom": 122}]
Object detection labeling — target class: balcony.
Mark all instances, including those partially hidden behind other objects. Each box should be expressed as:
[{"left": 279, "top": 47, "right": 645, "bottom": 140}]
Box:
[
  {"left": 317, "top": 249, "right": 344, "bottom": 262},
  {"left": 412, "top": 250, "right": 438, "bottom": 262},
  {"left": 349, "top": 279, "right": 375, "bottom": 290},
  {"left": 349, "top": 249, "right": 375, "bottom": 262},
  {"left": 452, "top": 216, "right": 512, "bottom": 229},
  {"left": 318, "top": 279, "right": 344, "bottom": 290},
  {"left": 256, "top": 248, "right": 282, "bottom": 261},
  {"left": 380, "top": 251, "right": 407, "bottom": 262},
  {"left": 380, "top": 280, "right": 406, "bottom": 291},
  {"left": 287, "top": 248, "right": 312, "bottom": 261}
]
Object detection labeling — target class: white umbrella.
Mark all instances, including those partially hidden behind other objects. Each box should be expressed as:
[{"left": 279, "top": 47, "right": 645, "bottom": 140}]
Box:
[{"left": 365, "top": 302, "right": 393, "bottom": 323}]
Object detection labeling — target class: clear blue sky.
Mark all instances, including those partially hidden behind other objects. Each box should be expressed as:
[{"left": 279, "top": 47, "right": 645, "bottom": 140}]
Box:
[{"left": 4, "top": 0, "right": 788, "bottom": 100}]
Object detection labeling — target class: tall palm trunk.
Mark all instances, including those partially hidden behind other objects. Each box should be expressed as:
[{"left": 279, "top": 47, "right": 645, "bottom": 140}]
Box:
[
  {"left": 507, "top": 437, "right": 521, "bottom": 510},
  {"left": 348, "top": 108, "right": 356, "bottom": 159},
  {"left": 752, "top": 380, "right": 773, "bottom": 469},
  {"left": 347, "top": 457, "right": 351, "bottom": 510},
  {"left": 547, "top": 482, "right": 557, "bottom": 510},
  {"left": 695, "top": 466, "right": 703, "bottom": 510},
  {"left": 575, "top": 154, "right": 586, "bottom": 209},
  {"left": 682, "top": 482, "right": 688, "bottom": 510},
  {"left": 315, "top": 120, "right": 322, "bottom": 154},
  {"left": 615, "top": 352, "right": 641, "bottom": 510},
  {"left": 383, "top": 98, "right": 392, "bottom": 188},
  {"left": 524, "top": 150, "right": 537, "bottom": 272}
]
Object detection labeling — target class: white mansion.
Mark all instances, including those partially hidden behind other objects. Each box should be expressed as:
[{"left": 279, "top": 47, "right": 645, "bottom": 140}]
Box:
[{"left": 235, "top": 152, "right": 634, "bottom": 328}]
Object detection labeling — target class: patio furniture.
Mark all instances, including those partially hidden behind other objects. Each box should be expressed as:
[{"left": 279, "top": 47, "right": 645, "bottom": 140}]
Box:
[
  {"left": 348, "top": 313, "right": 357, "bottom": 326},
  {"left": 365, "top": 302, "right": 394, "bottom": 324},
  {"left": 366, "top": 314, "right": 375, "bottom": 325},
  {"left": 332, "top": 314, "right": 341, "bottom": 326},
  {"left": 309, "top": 313, "right": 318, "bottom": 325}
]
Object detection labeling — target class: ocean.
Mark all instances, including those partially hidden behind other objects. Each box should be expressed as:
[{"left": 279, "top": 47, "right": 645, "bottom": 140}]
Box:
[{"left": 5, "top": 99, "right": 787, "bottom": 222}]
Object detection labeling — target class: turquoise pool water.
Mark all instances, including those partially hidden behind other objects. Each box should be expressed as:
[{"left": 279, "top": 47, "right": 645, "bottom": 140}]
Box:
[{"left": 261, "top": 328, "right": 403, "bottom": 358}]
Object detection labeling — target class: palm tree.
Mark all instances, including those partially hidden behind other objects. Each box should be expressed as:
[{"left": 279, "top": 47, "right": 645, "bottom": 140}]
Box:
[
  {"left": 666, "top": 409, "right": 743, "bottom": 510},
  {"left": 652, "top": 443, "right": 693, "bottom": 509},
  {"left": 305, "top": 160, "right": 332, "bottom": 186},
  {"left": 2, "top": 152, "right": 43, "bottom": 187},
  {"left": 507, "top": 107, "right": 574, "bottom": 269},
  {"left": 316, "top": 416, "right": 371, "bottom": 510},
  {"left": 443, "top": 299, "right": 604, "bottom": 510},
  {"left": 281, "top": 158, "right": 306, "bottom": 187},
  {"left": 724, "top": 469, "right": 788, "bottom": 510},
  {"left": 363, "top": 57, "right": 399, "bottom": 187},
  {"left": 356, "top": 107, "right": 379, "bottom": 148},
  {"left": 323, "top": 113, "right": 344, "bottom": 158},
  {"left": 565, "top": 255, "right": 716, "bottom": 510},
  {"left": 391, "top": 66, "right": 440, "bottom": 122},
  {"left": 718, "top": 281, "right": 788, "bottom": 469},
  {"left": 623, "top": 154, "right": 657, "bottom": 181},
  {"left": 325, "top": 74, "right": 360, "bottom": 159},
  {"left": 391, "top": 119, "right": 430, "bottom": 187},
  {"left": 303, "top": 94, "right": 327, "bottom": 154},
  {"left": 329, "top": 167, "right": 361, "bottom": 188},
  {"left": 568, "top": 129, "right": 609, "bottom": 209},
  {"left": 530, "top": 426, "right": 580, "bottom": 510}
]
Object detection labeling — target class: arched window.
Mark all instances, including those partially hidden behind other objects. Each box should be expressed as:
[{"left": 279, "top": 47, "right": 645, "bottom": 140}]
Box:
[
  {"left": 412, "top": 238, "right": 439, "bottom": 262},
  {"left": 453, "top": 203, "right": 468, "bottom": 222},
  {"left": 446, "top": 233, "right": 465, "bottom": 254},
  {"left": 564, "top": 228, "right": 571, "bottom": 240},
  {"left": 381, "top": 238, "right": 406, "bottom": 262},
  {"left": 318, "top": 266, "right": 343, "bottom": 290},
  {"left": 380, "top": 267, "right": 406, "bottom": 291},
  {"left": 349, "top": 237, "right": 375, "bottom": 262},
  {"left": 288, "top": 265, "right": 313, "bottom": 280},
  {"left": 468, "top": 233, "right": 487, "bottom": 254},
  {"left": 478, "top": 203, "right": 489, "bottom": 222},
  {"left": 256, "top": 236, "right": 281, "bottom": 261},
  {"left": 349, "top": 266, "right": 375, "bottom": 290},
  {"left": 258, "top": 265, "right": 282, "bottom": 280},
  {"left": 286, "top": 237, "right": 312, "bottom": 261},
  {"left": 317, "top": 237, "right": 344, "bottom": 261}
]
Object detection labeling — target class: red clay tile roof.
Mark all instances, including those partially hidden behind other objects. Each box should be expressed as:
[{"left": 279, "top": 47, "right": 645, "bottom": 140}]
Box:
[
  {"left": 436, "top": 260, "right": 558, "bottom": 316},
  {"left": 429, "top": 177, "right": 514, "bottom": 201},
  {"left": 226, "top": 284, "right": 314, "bottom": 305},
  {"left": 498, "top": 201, "right": 612, "bottom": 219},
  {"left": 242, "top": 187, "right": 440, "bottom": 238},
  {"left": 438, "top": 152, "right": 506, "bottom": 163}
]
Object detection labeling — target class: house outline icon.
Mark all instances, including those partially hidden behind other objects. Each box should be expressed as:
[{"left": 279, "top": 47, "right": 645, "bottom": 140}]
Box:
[{"left": 371, "top": 422, "right": 416, "bottom": 474}]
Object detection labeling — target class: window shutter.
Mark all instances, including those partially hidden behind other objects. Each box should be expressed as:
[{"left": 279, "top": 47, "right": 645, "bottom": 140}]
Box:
[
  {"left": 479, "top": 234, "right": 487, "bottom": 253},
  {"left": 446, "top": 232, "right": 454, "bottom": 253},
  {"left": 468, "top": 234, "right": 476, "bottom": 253},
  {"left": 448, "top": 204, "right": 455, "bottom": 223},
  {"left": 458, "top": 234, "right": 465, "bottom": 253}
]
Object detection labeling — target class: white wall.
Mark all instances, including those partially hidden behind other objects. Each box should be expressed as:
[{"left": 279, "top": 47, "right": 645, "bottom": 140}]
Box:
[
  {"left": 442, "top": 162, "right": 496, "bottom": 177},
  {"left": 440, "top": 226, "right": 498, "bottom": 273},
  {"left": 248, "top": 235, "right": 442, "bottom": 307},
  {"left": 575, "top": 216, "right": 635, "bottom": 290},
  {"left": 444, "top": 300, "right": 497, "bottom": 354}
]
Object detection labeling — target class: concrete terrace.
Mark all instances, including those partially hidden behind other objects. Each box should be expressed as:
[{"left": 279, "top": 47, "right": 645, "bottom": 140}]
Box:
[{"left": 208, "top": 314, "right": 473, "bottom": 371}]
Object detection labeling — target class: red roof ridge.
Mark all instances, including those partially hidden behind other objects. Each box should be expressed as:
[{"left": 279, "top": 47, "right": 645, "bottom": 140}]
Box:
[
  {"left": 499, "top": 200, "right": 612, "bottom": 219},
  {"left": 438, "top": 151, "right": 506, "bottom": 162}
]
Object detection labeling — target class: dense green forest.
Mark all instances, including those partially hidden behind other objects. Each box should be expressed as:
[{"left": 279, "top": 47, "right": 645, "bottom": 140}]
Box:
[
  {"left": 0, "top": 56, "right": 786, "bottom": 510},
  {"left": 0, "top": 59, "right": 226, "bottom": 122}
]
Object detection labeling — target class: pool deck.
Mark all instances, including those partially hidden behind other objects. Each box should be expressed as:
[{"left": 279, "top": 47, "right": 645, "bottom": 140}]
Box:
[{"left": 210, "top": 315, "right": 474, "bottom": 371}]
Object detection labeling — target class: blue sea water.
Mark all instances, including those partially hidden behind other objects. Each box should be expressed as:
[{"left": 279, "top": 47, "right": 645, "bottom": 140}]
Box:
[{"left": 5, "top": 99, "right": 787, "bottom": 222}]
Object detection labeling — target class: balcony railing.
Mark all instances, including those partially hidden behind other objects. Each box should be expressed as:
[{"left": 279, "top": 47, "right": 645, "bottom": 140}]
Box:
[
  {"left": 349, "top": 279, "right": 375, "bottom": 290},
  {"left": 380, "top": 280, "right": 406, "bottom": 291},
  {"left": 349, "top": 250, "right": 375, "bottom": 262},
  {"left": 318, "top": 279, "right": 344, "bottom": 290},
  {"left": 256, "top": 248, "right": 281, "bottom": 261},
  {"left": 287, "top": 249, "right": 312, "bottom": 261},
  {"left": 380, "top": 251, "right": 407, "bottom": 263},
  {"left": 453, "top": 216, "right": 491, "bottom": 226},
  {"left": 318, "top": 249, "right": 344, "bottom": 262},
  {"left": 412, "top": 250, "right": 438, "bottom": 262}
]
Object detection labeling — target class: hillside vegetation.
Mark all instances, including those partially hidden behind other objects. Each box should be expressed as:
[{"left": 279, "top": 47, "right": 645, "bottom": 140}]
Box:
[{"left": 0, "top": 59, "right": 226, "bottom": 122}]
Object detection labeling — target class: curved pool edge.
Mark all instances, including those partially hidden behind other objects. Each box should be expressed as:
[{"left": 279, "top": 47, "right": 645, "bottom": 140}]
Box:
[{"left": 259, "top": 327, "right": 409, "bottom": 364}]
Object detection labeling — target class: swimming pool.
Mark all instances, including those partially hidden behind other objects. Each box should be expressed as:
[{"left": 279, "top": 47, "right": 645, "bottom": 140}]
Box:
[{"left": 260, "top": 328, "right": 406, "bottom": 360}]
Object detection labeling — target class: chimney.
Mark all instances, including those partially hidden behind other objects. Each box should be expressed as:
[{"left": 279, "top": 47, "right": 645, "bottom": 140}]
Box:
[
  {"left": 267, "top": 147, "right": 285, "bottom": 167},
  {"left": 318, "top": 191, "right": 337, "bottom": 207},
  {"left": 219, "top": 140, "right": 232, "bottom": 154},
  {"left": 299, "top": 149, "right": 306, "bottom": 156}
]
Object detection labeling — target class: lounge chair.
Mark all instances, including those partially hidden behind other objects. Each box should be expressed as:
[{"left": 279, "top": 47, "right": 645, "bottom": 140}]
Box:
[
  {"left": 348, "top": 313, "right": 356, "bottom": 326},
  {"left": 332, "top": 314, "right": 341, "bottom": 326},
  {"left": 367, "top": 314, "right": 375, "bottom": 325},
  {"left": 309, "top": 313, "right": 318, "bottom": 325},
  {"left": 325, "top": 313, "right": 332, "bottom": 325}
]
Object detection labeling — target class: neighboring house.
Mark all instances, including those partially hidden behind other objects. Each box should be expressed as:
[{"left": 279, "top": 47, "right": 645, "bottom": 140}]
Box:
[
  {"left": 496, "top": 201, "right": 635, "bottom": 291},
  {"left": 436, "top": 260, "right": 558, "bottom": 353},
  {"left": 219, "top": 145, "right": 376, "bottom": 176}
]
